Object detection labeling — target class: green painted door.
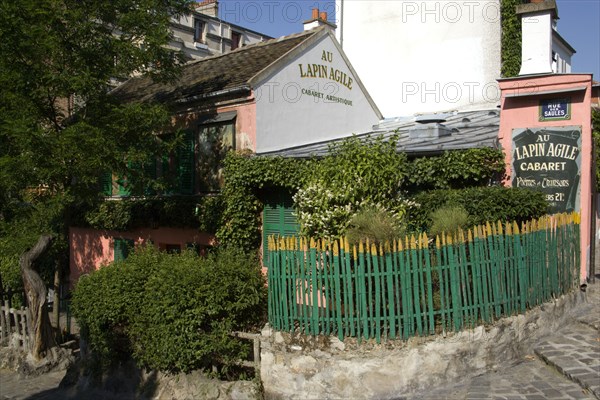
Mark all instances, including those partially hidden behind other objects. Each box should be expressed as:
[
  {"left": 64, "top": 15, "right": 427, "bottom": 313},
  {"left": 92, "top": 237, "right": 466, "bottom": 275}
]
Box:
[{"left": 262, "top": 191, "right": 299, "bottom": 265}]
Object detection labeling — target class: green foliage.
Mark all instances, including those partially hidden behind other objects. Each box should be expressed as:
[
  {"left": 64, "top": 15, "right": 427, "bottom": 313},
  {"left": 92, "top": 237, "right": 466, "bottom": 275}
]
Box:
[
  {"left": 71, "top": 246, "right": 266, "bottom": 374},
  {"left": 407, "top": 187, "right": 548, "bottom": 233},
  {"left": 501, "top": 0, "right": 522, "bottom": 77},
  {"left": 307, "top": 135, "right": 408, "bottom": 204},
  {"left": 406, "top": 148, "right": 505, "bottom": 191},
  {"left": 295, "top": 135, "right": 409, "bottom": 238},
  {"left": 593, "top": 108, "right": 600, "bottom": 186},
  {"left": 83, "top": 195, "right": 223, "bottom": 233},
  {"left": 346, "top": 204, "right": 406, "bottom": 245},
  {"left": 0, "top": 0, "right": 193, "bottom": 292},
  {"left": 0, "top": 198, "right": 68, "bottom": 295},
  {"left": 429, "top": 205, "right": 470, "bottom": 238},
  {"left": 218, "top": 142, "right": 509, "bottom": 249},
  {"left": 217, "top": 153, "right": 310, "bottom": 251}
]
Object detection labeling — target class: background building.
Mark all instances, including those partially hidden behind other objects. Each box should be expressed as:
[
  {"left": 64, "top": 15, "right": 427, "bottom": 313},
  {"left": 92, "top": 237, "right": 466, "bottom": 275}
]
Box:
[
  {"left": 334, "top": 0, "right": 575, "bottom": 117},
  {"left": 169, "top": 0, "right": 271, "bottom": 61}
]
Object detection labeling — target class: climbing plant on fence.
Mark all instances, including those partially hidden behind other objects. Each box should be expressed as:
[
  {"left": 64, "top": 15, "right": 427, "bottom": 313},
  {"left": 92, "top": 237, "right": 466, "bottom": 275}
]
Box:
[{"left": 267, "top": 213, "right": 580, "bottom": 342}]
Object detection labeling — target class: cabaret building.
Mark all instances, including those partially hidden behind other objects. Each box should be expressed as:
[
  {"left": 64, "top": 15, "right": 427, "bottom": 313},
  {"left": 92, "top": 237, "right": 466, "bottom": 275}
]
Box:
[{"left": 69, "top": 18, "right": 382, "bottom": 285}]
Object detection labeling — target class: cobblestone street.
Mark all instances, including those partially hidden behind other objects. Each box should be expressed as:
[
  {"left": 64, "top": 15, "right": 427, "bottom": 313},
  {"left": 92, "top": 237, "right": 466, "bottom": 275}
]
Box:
[{"left": 411, "top": 277, "right": 600, "bottom": 400}]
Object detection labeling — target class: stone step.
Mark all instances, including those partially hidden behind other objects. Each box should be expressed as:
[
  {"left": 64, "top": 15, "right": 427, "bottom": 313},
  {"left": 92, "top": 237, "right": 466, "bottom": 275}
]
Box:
[{"left": 534, "top": 322, "right": 600, "bottom": 399}]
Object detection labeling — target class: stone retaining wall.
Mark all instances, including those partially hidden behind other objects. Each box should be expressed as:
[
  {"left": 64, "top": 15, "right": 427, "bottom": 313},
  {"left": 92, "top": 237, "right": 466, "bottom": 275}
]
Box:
[{"left": 260, "top": 290, "right": 586, "bottom": 399}]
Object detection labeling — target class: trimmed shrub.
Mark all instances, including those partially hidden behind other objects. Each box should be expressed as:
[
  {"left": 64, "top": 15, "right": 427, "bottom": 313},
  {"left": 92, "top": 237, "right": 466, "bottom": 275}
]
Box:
[
  {"left": 71, "top": 246, "right": 266, "bottom": 375},
  {"left": 429, "top": 205, "right": 470, "bottom": 237},
  {"left": 407, "top": 187, "right": 548, "bottom": 233},
  {"left": 346, "top": 204, "right": 405, "bottom": 245}
]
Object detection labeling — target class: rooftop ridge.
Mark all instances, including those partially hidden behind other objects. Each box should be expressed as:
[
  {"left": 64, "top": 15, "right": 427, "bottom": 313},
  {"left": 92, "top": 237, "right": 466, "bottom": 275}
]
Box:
[{"left": 183, "top": 28, "right": 320, "bottom": 68}]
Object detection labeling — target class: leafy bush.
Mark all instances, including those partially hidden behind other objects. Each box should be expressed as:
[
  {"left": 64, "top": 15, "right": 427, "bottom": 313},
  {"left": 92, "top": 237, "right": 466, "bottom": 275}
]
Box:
[
  {"left": 429, "top": 205, "right": 470, "bottom": 238},
  {"left": 294, "top": 135, "right": 408, "bottom": 239},
  {"left": 407, "top": 186, "right": 548, "bottom": 233},
  {"left": 406, "top": 148, "right": 505, "bottom": 192},
  {"left": 346, "top": 204, "right": 406, "bottom": 245},
  {"left": 71, "top": 246, "right": 266, "bottom": 374}
]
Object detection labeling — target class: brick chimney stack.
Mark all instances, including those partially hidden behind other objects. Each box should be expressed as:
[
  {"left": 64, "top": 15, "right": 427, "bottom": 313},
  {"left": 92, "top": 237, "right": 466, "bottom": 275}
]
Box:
[
  {"left": 304, "top": 7, "right": 337, "bottom": 31},
  {"left": 196, "top": 0, "right": 218, "bottom": 18}
]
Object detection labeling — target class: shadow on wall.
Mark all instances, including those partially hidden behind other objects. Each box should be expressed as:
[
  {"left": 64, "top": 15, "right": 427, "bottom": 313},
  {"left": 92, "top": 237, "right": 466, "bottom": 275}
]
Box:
[{"left": 69, "top": 227, "right": 110, "bottom": 289}]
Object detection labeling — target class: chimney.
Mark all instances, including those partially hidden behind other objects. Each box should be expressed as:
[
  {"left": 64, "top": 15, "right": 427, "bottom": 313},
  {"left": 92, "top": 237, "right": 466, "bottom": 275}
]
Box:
[
  {"left": 304, "top": 7, "right": 337, "bottom": 31},
  {"left": 195, "top": 0, "right": 218, "bottom": 17},
  {"left": 516, "top": 0, "right": 558, "bottom": 75}
]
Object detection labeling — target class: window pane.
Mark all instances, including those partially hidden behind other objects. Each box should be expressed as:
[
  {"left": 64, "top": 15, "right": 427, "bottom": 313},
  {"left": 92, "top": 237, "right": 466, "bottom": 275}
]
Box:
[{"left": 198, "top": 122, "right": 235, "bottom": 192}]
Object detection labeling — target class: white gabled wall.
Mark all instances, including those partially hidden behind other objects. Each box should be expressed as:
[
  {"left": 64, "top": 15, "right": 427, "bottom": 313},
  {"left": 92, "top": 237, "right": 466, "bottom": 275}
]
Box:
[
  {"left": 254, "top": 34, "right": 381, "bottom": 153},
  {"left": 335, "top": 0, "right": 502, "bottom": 117}
]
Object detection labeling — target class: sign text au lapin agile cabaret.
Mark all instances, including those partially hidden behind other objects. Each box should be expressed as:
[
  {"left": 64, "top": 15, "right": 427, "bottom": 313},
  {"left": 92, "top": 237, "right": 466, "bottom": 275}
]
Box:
[
  {"left": 512, "top": 126, "right": 582, "bottom": 213},
  {"left": 297, "top": 50, "right": 354, "bottom": 106}
]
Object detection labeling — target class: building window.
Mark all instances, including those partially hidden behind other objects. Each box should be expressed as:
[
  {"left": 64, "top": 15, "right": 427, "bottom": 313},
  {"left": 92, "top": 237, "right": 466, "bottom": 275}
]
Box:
[
  {"left": 194, "top": 19, "right": 205, "bottom": 43},
  {"left": 114, "top": 238, "right": 134, "bottom": 262},
  {"left": 162, "top": 244, "right": 181, "bottom": 254},
  {"left": 197, "top": 120, "right": 235, "bottom": 192},
  {"left": 231, "top": 31, "right": 241, "bottom": 50}
]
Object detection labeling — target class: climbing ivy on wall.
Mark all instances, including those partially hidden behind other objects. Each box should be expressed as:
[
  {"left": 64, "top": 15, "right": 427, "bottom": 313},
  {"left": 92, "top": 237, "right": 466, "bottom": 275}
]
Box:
[
  {"left": 80, "top": 137, "right": 507, "bottom": 253},
  {"left": 501, "top": 0, "right": 522, "bottom": 77},
  {"left": 83, "top": 195, "right": 224, "bottom": 233},
  {"left": 406, "top": 148, "right": 506, "bottom": 191},
  {"left": 215, "top": 153, "right": 311, "bottom": 251},
  {"left": 216, "top": 144, "right": 506, "bottom": 251}
]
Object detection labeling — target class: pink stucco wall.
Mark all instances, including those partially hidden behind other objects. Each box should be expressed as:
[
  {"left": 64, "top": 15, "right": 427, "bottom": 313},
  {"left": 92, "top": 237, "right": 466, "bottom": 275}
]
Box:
[
  {"left": 172, "top": 96, "right": 257, "bottom": 152},
  {"left": 69, "top": 227, "right": 215, "bottom": 288},
  {"left": 498, "top": 74, "right": 593, "bottom": 283}
]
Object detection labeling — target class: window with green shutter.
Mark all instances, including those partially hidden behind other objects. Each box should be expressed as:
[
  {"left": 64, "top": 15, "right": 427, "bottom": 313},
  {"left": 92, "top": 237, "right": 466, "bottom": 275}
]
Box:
[
  {"left": 262, "top": 191, "right": 300, "bottom": 265},
  {"left": 197, "top": 113, "right": 236, "bottom": 193},
  {"left": 101, "top": 172, "right": 113, "bottom": 196},
  {"left": 114, "top": 238, "right": 134, "bottom": 262},
  {"left": 177, "top": 130, "right": 195, "bottom": 195}
]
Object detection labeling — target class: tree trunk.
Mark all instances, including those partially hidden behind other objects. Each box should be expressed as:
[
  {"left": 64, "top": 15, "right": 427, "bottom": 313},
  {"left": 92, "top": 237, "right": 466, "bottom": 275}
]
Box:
[
  {"left": 52, "top": 264, "right": 61, "bottom": 342},
  {"left": 20, "top": 234, "right": 56, "bottom": 360}
]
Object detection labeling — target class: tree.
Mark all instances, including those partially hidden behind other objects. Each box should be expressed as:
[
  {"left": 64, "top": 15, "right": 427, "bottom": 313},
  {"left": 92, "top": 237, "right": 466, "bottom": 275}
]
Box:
[
  {"left": 21, "top": 235, "right": 55, "bottom": 360},
  {"left": 0, "top": 0, "right": 193, "bottom": 352}
]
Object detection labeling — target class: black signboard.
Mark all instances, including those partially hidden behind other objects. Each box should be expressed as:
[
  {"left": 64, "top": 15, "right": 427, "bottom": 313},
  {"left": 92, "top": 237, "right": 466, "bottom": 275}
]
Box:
[
  {"left": 511, "top": 126, "right": 581, "bottom": 213},
  {"left": 539, "top": 98, "right": 571, "bottom": 121}
]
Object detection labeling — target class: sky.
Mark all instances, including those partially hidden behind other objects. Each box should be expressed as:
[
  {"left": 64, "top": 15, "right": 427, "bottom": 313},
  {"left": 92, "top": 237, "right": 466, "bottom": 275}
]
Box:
[{"left": 216, "top": 0, "right": 600, "bottom": 80}]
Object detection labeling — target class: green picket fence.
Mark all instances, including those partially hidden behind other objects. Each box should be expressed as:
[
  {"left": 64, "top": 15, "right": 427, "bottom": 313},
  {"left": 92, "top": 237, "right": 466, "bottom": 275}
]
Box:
[{"left": 267, "top": 213, "right": 580, "bottom": 343}]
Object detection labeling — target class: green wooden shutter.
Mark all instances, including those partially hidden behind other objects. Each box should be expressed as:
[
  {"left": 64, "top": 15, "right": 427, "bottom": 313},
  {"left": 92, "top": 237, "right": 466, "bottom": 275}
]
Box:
[
  {"left": 144, "top": 157, "right": 157, "bottom": 196},
  {"left": 116, "top": 175, "right": 129, "bottom": 196},
  {"left": 177, "top": 130, "right": 195, "bottom": 195},
  {"left": 114, "top": 238, "right": 134, "bottom": 262},
  {"left": 262, "top": 191, "right": 300, "bottom": 264},
  {"left": 101, "top": 172, "right": 113, "bottom": 196}
]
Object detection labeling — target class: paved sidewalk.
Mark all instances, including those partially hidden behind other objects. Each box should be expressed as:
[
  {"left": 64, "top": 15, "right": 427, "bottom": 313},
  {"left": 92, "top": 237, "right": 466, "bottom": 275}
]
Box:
[
  {"left": 416, "top": 356, "right": 595, "bottom": 399},
  {"left": 534, "top": 280, "right": 600, "bottom": 399},
  {"left": 0, "top": 370, "right": 66, "bottom": 400},
  {"left": 410, "top": 277, "right": 600, "bottom": 400}
]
